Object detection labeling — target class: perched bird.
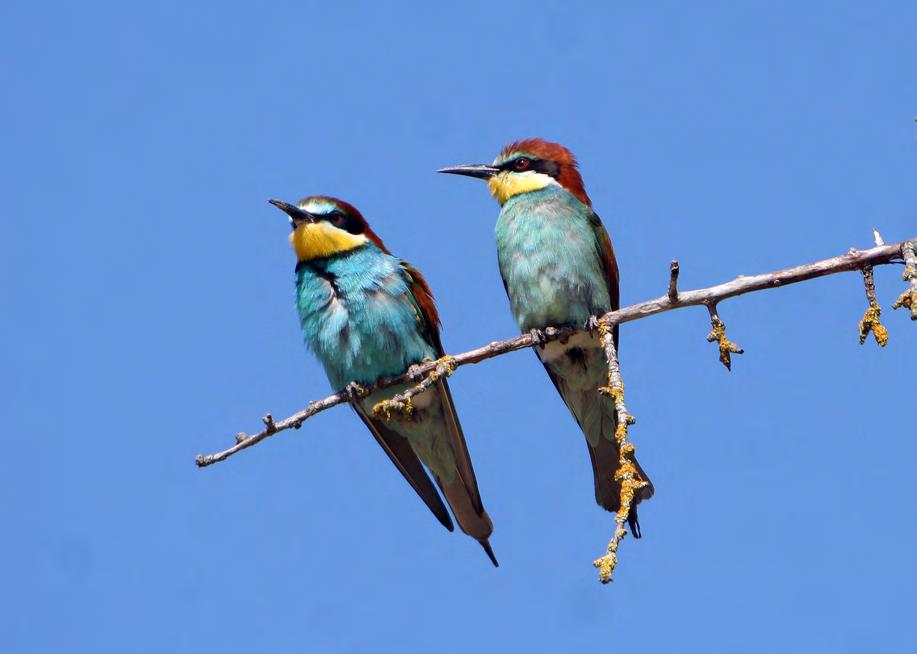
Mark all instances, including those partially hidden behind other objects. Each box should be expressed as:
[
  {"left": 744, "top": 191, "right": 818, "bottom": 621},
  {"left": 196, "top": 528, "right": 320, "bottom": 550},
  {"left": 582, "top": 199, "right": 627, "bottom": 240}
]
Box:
[
  {"left": 438, "top": 139, "right": 653, "bottom": 533},
  {"left": 268, "top": 195, "right": 496, "bottom": 565}
]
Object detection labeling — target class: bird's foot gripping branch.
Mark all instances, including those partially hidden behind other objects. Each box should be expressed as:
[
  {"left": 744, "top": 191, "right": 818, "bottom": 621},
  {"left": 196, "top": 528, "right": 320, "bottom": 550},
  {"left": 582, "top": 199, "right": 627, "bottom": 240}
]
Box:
[
  {"left": 196, "top": 236, "right": 915, "bottom": 583},
  {"left": 372, "top": 356, "right": 457, "bottom": 420}
]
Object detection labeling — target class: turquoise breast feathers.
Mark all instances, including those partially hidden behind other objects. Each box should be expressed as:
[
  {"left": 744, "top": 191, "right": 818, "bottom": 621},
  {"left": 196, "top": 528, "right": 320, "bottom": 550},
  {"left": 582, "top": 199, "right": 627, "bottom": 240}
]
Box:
[
  {"left": 495, "top": 185, "right": 611, "bottom": 331},
  {"left": 294, "top": 243, "right": 436, "bottom": 390}
]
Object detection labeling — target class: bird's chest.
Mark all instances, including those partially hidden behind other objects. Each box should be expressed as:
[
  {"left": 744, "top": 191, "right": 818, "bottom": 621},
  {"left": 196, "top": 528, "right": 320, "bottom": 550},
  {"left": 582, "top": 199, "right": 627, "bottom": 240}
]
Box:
[
  {"left": 495, "top": 195, "right": 610, "bottom": 331},
  {"left": 294, "top": 253, "right": 433, "bottom": 388}
]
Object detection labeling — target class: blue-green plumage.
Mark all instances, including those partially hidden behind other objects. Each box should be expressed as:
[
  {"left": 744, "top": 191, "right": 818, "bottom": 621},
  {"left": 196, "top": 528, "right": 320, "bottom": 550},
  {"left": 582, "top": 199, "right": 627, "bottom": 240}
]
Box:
[
  {"left": 498, "top": 185, "right": 653, "bottom": 520},
  {"left": 439, "top": 138, "right": 653, "bottom": 527},
  {"left": 276, "top": 195, "right": 495, "bottom": 564},
  {"left": 295, "top": 244, "right": 434, "bottom": 391},
  {"left": 296, "top": 245, "right": 457, "bottom": 485},
  {"left": 495, "top": 185, "right": 611, "bottom": 331}
]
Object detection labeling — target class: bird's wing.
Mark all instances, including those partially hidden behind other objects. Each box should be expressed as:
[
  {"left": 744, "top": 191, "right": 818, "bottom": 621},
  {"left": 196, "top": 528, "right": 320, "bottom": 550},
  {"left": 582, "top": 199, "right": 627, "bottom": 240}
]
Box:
[
  {"left": 587, "top": 210, "right": 619, "bottom": 309},
  {"left": 539, "top": 360, "right": 621, "bottom": 512},
  {"left": 352, "top": 403, "right": 454, "bottom": 532},
  {"left": 399, "top": 261, "right": 443, "bottom": 353},
  {"left": 588, "top": 211, "right": 654, "bottom": 509},
  {"left": 588, "top": 210, "right": 620, "bottom": 311},
  {"left": 397, "top": 262, "right": 494, "bottom": 561},
  {"left": 399, "top": 261, "right": 482, "bottom": 506}
]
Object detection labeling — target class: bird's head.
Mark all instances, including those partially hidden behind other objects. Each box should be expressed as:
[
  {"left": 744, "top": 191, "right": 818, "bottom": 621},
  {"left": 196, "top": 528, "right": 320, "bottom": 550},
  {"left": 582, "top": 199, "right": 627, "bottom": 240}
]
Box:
[
  {"left": 438, "top": 138, "right": 590, "bottom": 207},
  {"left": 268, "top": 195, "right": 387, "bottom": 262}
]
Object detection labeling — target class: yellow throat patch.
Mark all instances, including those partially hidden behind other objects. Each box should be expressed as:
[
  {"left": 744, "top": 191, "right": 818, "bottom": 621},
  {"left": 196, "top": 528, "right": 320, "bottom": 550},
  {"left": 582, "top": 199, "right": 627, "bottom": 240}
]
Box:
[
  {"left": 290, "top": 222, "right": 368, "bottom": 262},
  {"left": 487, "top": 171, "right": 557, "bottom": 205}
]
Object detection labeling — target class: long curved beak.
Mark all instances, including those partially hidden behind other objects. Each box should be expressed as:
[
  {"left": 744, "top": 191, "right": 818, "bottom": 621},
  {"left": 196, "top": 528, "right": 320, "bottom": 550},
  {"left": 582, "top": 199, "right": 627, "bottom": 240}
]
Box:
[
  {"left": 268, "top": 198, "right": 315, "bottom": 226},
  {"left": 437, "top": 164, "right": 499, "bottom": 179}
]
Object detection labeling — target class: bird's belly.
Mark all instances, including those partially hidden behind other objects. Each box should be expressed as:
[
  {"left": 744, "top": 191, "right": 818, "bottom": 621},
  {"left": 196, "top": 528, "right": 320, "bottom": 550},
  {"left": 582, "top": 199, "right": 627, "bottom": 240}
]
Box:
[
  {"left": 496, "top": 208, "right": 610, "bottom": 331},
  {"left": 539, "top": 331, "right": 599, "bottom": 363},
  {"left": 539, "top": 333, "right": 608, "bottom": 393},
  {"left": 504, "top": 260, "right": 605, "bottom": 331}
]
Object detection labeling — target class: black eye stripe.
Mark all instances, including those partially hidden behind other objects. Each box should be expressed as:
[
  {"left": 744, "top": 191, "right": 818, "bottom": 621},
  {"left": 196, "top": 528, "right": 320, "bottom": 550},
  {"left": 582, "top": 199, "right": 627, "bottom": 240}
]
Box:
[
  {"left": 499, "top": 157, "right": 558, "bottom": 178},
  {"left": 316, "top": 209, "right": 363, "bottom": 235}
]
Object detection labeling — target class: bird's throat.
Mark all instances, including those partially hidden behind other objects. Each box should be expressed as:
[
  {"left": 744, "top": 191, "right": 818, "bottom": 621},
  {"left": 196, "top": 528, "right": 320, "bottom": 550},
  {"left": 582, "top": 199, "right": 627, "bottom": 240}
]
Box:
[
  {"left": 487, "top": 171, "right": 557, "bottom": 205},
  {"left": 290, "top": 223, "right": 368, "bottom": 262}
]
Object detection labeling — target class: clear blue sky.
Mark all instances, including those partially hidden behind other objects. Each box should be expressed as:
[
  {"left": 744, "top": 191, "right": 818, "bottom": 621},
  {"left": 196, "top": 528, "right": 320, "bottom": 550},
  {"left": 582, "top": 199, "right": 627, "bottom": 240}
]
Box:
[{"left": 2, "top": 1, "right": 915, "bottom": 652}]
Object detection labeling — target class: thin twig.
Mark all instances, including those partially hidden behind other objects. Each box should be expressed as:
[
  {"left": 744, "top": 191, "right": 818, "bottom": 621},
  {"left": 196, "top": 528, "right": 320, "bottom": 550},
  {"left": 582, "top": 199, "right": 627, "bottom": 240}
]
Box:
[
  {"left": 706, "top": 303, "right": 744, "bottom": 370},
  {"left": 668, "top": 260, "right": 680, "bottom": 302},
  {"left": 593, "top": 320, "right": 647, "bottom": 584},
  {"left": 858, "top": 265, "right": 889, "bottom": 346},
  {"left": 892, "top": 240, "right": 917, "bottom": 321},
  {"left": 196, "top": 239, "right": 911, "bottom": 467}
]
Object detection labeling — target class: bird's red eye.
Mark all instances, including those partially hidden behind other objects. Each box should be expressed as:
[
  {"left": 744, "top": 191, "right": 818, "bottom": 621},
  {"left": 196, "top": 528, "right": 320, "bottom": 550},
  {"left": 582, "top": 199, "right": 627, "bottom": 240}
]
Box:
[{"left": 514, "top": 158, "right": 530, "bottom": 171}]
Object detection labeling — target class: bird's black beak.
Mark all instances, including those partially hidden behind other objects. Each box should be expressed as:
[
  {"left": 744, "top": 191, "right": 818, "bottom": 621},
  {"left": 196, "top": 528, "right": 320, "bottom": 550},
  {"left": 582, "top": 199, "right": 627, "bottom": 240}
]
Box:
[
  {"left": 436, "top": 164, "right": 500, "bottom": 179},
  {"left": 268, "top": 198, "right": 316, "bottom": 226}
]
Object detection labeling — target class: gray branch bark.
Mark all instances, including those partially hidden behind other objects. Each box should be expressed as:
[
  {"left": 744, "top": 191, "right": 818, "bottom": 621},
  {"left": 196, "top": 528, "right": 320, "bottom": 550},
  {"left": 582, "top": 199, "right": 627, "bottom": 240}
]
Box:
[{"left": 196, "top": 238, "right": 913, "bottom": 468}]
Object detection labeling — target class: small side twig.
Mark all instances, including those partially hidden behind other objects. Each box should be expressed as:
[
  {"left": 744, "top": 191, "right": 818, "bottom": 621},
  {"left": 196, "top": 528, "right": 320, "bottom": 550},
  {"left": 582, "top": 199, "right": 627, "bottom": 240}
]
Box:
[
  {"left": 593, "top": 319, "right": 648, "bottom": 584},
  {"left": 372, "top": 356, "right": 457, "bottom": 419},
  {"left": 706, "top": 303, "right": 744, "bottom": 370},
  {"left": 858, "top": 265, "right": 889, "bottom": 346},
  {"left": 892, "top": 240, "right": 917, "bottom": 321},
  {"left": 668, "top": 260, "right": 680, "bottom": 302}
]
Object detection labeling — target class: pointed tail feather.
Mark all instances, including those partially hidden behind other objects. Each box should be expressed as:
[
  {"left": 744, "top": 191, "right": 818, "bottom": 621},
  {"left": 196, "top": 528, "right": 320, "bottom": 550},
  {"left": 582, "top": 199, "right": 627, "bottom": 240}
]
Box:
[
  {"left": 538, "top": 343, "right": 654, "bottom": 528},
  {"left": 353, "top": 405, "right": 454, "bottom": 532},
  {"left": 436, "top": 474, "right": 496, "bottom": 559},
  {"left": 480, "top": 540, "right": 499, "bottom": 567},
  {"left": 432, "top": 379, "right": 496, "bottom": 563},
  {"left": 588, "top": 433, "right": 653, "bottom": 537}
]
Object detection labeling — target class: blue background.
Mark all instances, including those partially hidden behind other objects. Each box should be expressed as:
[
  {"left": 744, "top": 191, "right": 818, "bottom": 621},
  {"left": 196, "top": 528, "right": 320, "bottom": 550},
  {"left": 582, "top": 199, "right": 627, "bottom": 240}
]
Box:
[{"left": 2, "top": 1, "right": 915, "bottom": 651}]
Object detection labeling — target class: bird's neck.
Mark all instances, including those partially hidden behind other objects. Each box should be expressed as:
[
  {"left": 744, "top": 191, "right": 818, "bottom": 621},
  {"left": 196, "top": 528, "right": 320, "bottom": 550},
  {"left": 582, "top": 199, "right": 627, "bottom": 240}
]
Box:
[{"left": 498, "top": 181, "right": 582, "bottom": 213}]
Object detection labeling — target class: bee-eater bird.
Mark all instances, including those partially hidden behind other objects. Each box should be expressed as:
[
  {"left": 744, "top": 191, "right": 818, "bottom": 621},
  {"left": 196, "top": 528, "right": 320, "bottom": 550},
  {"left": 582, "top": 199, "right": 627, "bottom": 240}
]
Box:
[
  {"left": 438, "top": 139, "right": 653, "bottom": 534},
  {"left": 268, "top": 195, "right": 497, "bottom": 565}
]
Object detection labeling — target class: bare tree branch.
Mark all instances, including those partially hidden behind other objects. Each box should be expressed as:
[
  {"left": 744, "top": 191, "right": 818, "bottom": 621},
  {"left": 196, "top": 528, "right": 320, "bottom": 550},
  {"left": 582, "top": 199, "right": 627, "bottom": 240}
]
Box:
[{"left": 196, "top": 238, "right": 912, "bottom": 469}]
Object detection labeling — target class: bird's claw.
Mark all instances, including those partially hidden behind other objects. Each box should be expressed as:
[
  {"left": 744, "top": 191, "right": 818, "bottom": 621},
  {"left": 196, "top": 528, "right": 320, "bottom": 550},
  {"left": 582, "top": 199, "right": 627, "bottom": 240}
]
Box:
[
  {"left": 528, "top": 328, "right": 547, "bottom": 347},
  {"left": 407, "top": 363, "right": 425, "bottom": 382},
  {"left": 586, "top": 316, "right": 602, "bottom": 333},
  {"left": 344, "top": 381, "right": 368, "bottom": 401}
]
